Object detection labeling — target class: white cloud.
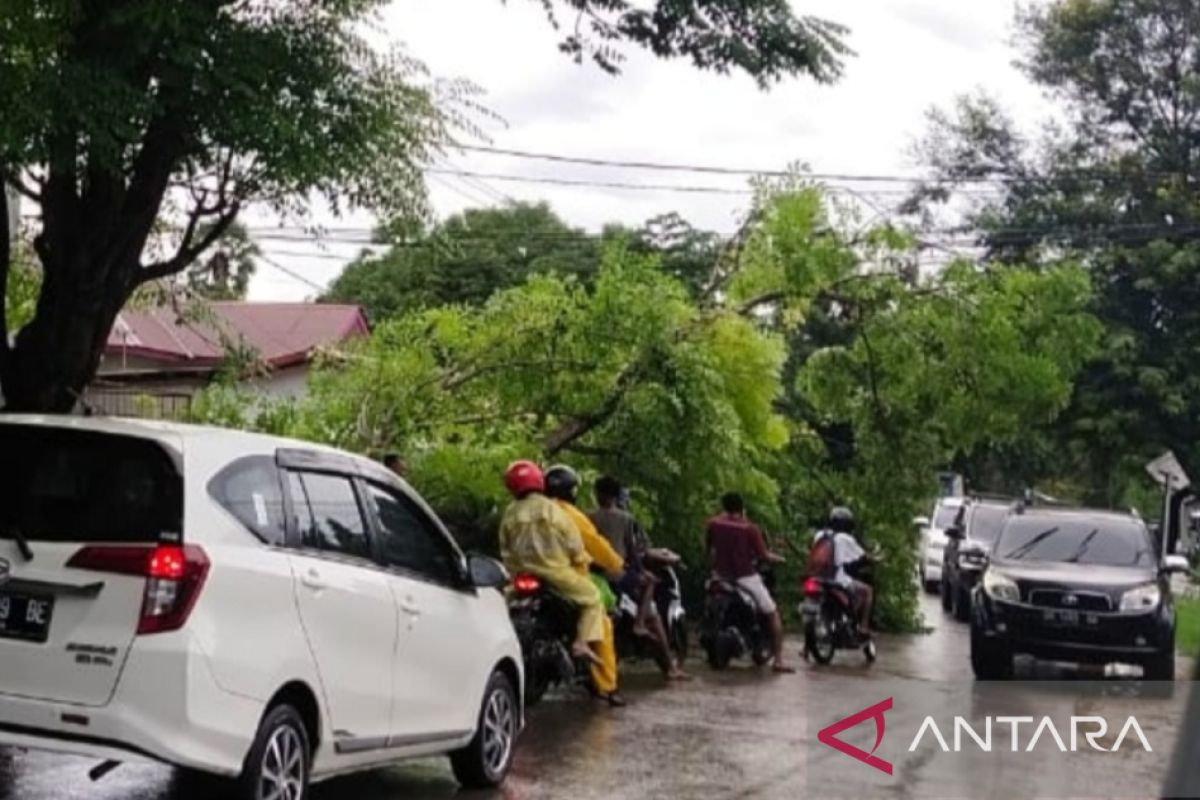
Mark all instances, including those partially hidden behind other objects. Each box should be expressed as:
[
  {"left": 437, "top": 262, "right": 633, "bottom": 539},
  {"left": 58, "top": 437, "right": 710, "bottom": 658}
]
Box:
[{"left": 250, "top": 0, "right": 1054, "bottom": 301}]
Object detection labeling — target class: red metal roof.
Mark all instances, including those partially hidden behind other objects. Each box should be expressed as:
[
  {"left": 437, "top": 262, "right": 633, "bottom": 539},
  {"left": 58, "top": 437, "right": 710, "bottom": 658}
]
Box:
[{"left": 105, "top": 302, "right": 369, "bottom": 370}]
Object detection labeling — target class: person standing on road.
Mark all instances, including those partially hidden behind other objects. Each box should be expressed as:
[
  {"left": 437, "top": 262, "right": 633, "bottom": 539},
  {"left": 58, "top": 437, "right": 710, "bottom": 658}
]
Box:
[
  {"left": 498, "top": 460, "right": 605, "bottom": 668},
  {"left": 544, "top": 465, "right": 628, "bottom": 707},
  {"left": 706, "top": 493, "right": 794, "bottom": 674},
  {"left": 590, "top": 475, "right": 690, "bottom": 681}
]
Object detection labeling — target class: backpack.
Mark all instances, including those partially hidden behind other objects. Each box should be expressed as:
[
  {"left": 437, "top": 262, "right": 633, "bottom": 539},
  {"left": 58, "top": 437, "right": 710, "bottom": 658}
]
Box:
[{"left": 806, "top": 530, "right": 836, "bottom": 579}]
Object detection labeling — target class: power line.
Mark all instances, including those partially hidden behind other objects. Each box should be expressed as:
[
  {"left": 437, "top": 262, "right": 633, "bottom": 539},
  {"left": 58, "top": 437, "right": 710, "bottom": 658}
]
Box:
[
  {"left": 427, "top": 168, "right": 754, "bottom": 196},
  {"left": 455, "top": 143, "right": 1200, "bottom": 189},
  {"left": 256, "top": 253, "right": 329, "bottom": 293}
]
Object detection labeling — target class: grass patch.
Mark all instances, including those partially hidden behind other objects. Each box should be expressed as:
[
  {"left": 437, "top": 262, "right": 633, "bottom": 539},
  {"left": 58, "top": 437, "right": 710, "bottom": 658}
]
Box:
[{"left": 1177, "top": 596, "right": 1200, "bottom": 656}]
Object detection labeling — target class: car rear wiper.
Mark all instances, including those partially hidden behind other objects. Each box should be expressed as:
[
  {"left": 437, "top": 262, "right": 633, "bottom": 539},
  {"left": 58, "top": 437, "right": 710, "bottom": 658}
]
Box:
[
  {"left": 0, "top": 525, "right": 34, "bottom": 562},
  {"left": 1004, "top": 526, "right": 1060, "bottom": 560}
]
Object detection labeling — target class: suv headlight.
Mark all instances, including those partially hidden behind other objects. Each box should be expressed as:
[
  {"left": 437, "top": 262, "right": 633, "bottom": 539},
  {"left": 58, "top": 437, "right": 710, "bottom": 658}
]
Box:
[
  {"left": 983, "top": 570, "right": 1020, "bottom": 603},
  {"left": 1120, "top": 583, "right": 1161, "bottom": 611}
]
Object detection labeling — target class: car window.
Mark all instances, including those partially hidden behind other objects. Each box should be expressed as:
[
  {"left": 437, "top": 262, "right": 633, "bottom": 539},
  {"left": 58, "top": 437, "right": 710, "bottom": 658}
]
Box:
[
  {"left": 933, "top": 504, "right": 960, "bottom": 529},
  {"left": 209, "top": 456, "right": 287, "bottom": 544},
  {"left": 967, "top": 504, "right": 1009, "bottom": 543},
  {"left": 0, "top": 425, "right": 181, "bottom": 543},
  {"left": 997, "top": 516, "right": 1156, "bottom": 567},
  {"left": 364, "top": 482, "right": 462, "bottom": 586},
  {"left": 287, "top": 471, "right": 371, "bottom": 560}
]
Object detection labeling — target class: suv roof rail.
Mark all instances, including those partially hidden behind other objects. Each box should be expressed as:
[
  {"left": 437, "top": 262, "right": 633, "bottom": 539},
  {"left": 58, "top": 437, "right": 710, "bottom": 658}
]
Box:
[{"left": 968, "top": 491, "right": 1017, "bottom": 504}]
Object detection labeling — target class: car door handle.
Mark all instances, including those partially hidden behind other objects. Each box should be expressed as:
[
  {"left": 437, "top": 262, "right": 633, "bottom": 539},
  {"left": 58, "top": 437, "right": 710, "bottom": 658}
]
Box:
[{"left": 300, "top": 568, "right": 327, "bottom": 591}]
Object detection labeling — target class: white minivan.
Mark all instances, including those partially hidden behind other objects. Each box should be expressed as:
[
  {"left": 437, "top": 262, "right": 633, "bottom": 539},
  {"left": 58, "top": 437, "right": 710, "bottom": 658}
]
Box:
[
  {"left": 916, "top": 496, "right": 963, "bottom": 593},
  {"left": 0, "top": 416, "right": 522, "bottom": 800}
]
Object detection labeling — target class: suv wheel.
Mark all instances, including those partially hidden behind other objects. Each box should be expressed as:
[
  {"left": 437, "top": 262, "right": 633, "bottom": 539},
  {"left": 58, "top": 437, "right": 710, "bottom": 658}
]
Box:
[
  {"left": 238, "top": 704, "right": 310, "bottom": 800},
  {"left": 954, "top": 586, "right": 971, "bottom": 622},
  {"left": 940, "top": 578, "right": 952, "bottom": 612},
  {"left": 970, "top": 624, "right": 1013, "bottom": 680},
  {"left": 452, "top": 671, "right": 518, "bottom": 788},
  {"left": 1143, "top": 648, "right": 1176, "bottom": 682}
]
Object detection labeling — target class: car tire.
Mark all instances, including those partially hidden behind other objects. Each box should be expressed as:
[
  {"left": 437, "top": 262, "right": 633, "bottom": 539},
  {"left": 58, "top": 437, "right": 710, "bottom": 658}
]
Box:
[
  {"left": 1143, "top": 649, "right": 1176, "bottom": 682},
  {"left": 451, "top": 671, "right": 519, "bottom": 789},
  {"left": 237, "top": 704, "right": 311, "bottom": 800},
  {"left": 970, "top": 624, "right": 1013, "bottom": 680},
  {"left": 954, "top": 586, "right": 971, "bottom": 622},
  {"left": 940, "top": 578, "right": 952, "bottom": 612}
]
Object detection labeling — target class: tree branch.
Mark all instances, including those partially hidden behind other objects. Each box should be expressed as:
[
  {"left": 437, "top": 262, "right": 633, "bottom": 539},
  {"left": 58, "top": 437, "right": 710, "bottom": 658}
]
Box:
[
  {"left": 137, "top": 202, "right": 241, "bottom": 285},
  {"left": 543, "top": 358, "right": 646, "bottom": 456}
]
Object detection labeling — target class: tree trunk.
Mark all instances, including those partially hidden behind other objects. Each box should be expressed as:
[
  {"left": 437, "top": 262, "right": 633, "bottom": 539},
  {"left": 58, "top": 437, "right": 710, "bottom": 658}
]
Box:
[{"left": 0, "top": 265, "right": 126, "bottom": 413}]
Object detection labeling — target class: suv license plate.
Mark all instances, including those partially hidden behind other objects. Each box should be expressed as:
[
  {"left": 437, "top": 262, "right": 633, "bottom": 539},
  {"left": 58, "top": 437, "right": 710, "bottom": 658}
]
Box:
[
  {"left": 0, "top": 593, "right": 55, "bottom": 643},
  {"left": 1044, "top": 609, "right": 1080, "bottom": 627}
]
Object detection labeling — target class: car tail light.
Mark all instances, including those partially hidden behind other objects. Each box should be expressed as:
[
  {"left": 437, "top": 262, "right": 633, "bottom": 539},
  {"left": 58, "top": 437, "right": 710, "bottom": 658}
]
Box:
[
  {"left": 67, "top": 545, "right": 210, "bottom": 635},
  {"left": 803, "top": 577, "right": 822, "bottom": 597},
  {"left": 512, "top": 574, "right": 541, "bottom": 595}
]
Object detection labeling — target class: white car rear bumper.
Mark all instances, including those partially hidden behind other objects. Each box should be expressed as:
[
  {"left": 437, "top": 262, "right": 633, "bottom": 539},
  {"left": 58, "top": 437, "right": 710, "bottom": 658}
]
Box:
[{"left": 0, "top": 632, "right": 262, "bottom": 776}]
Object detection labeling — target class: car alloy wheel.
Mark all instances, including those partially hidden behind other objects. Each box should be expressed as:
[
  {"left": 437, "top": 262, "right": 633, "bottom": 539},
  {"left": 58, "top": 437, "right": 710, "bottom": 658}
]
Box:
[
  {"left": 259, "top": 725, "right": 305, "bottom": 800},
  {"left": 482, "top": 683, "right": 516, "bottom": 777}
]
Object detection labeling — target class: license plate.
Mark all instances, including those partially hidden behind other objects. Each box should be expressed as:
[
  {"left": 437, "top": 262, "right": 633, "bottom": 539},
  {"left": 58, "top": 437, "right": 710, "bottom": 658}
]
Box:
[
  {"left": 0, "top": 593, "right": 55, "bottom": 643},
  {"left": 1044, "top": 609, "right": 1079, "bottom": 627}
]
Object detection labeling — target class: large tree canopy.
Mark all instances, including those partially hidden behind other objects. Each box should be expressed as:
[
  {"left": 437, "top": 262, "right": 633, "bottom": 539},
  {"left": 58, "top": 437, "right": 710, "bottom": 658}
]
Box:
[
  {"left": 908, "top": 0, "right": 1200, "bottom": 503},
  {"left": 0, "top": 0, "right": 850, "bottom": 412},
  {"left": 192, "top": 186, "right": 1098, "bottom": 629}
]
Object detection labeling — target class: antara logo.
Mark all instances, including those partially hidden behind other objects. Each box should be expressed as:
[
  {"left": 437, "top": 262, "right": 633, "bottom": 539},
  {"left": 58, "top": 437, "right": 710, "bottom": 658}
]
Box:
[
  {"left": 817, "top": 698, "right": 894, "bottom": 775},
  {"left": 817, "top": 698, "right": 1154, "bottom": 776},
  {"left": 909, "top": 715, "right": 1152, "bottom": 753}
]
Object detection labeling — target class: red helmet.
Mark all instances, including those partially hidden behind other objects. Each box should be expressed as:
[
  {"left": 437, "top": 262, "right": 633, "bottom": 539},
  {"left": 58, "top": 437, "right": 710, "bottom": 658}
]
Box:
[{"left": 504, "top": 460, "right": 545, "bottom": 496}]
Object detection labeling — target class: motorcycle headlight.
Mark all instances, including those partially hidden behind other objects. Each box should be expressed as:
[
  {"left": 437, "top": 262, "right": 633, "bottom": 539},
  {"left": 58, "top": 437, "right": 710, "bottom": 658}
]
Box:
[
  {"left": 983, "top": 570, "right": 1020, "bottom": 603},
  {"left": 1120, "top": 583, "right": 1161, "bottom": 612}
]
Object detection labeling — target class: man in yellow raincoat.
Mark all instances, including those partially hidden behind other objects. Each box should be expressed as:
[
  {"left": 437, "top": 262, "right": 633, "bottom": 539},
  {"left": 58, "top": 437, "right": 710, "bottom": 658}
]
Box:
[
  {"left": 498, "top": 461, "right": 608, "bottom": 680},
  {"left": 544, "top": 464, "right": 627, "bottom": 706}
]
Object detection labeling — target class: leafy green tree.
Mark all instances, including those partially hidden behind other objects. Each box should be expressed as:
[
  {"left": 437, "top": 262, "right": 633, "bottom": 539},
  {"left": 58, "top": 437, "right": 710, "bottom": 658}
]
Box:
[
  {"left": 185, "top": 222, "right": 259, "bottom": 301},
  {"left": 325, "top": 203, "right": 605, "bottom": 319},
  {"left": 0, "top": 0, "right": 849, "bottom": 412},
  {"left": 194, "top": 185, "right": 1098, "bottom": 628},
  {"left": 909, "top": 0, "right": 1200, "bottom": 502}
]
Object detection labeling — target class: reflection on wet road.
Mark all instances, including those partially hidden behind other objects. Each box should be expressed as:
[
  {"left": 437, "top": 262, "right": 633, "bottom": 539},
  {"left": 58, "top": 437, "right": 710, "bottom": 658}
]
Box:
[{"left": 0, "top": 593, "right": 1192, "bottom": 799}]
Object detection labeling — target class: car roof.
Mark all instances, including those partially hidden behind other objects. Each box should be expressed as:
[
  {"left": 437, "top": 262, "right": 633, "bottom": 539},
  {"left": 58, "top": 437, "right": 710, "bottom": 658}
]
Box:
[
  {"left": 0, "top": 414, "right": 362, "bottom": 464},
  {"left": 1009, "top": 506, "right": 1143, "bottom": 526}
]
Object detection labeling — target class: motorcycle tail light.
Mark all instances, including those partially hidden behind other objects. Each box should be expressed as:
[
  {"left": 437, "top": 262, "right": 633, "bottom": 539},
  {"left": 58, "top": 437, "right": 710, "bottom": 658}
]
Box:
[
  {"left": 513, "top": 574, "right": 542, "bottom": 595},
  {"left": 803, "top": 577, "right": 822, "bottom": 596}
]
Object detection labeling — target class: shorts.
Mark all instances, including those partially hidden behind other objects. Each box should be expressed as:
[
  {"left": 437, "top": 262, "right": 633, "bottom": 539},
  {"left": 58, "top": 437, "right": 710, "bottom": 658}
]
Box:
[{"left": 736, "top": 574, "right": 777, "bottom": 615}]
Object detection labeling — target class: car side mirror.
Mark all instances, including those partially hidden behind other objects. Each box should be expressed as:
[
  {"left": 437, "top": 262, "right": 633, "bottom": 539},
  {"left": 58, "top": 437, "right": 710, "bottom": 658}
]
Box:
[
  {"left": 913, "top": 516, "right": 930, "bottom": 529},
  {"left": 1163, "top": 554, "right": 1190, "bottom": 575},
  {"left": 945, "top": 526, "right": 964, "bottom": 541},
  {"left": 468, "top": 554, "right": 509, "bottom": 589}
]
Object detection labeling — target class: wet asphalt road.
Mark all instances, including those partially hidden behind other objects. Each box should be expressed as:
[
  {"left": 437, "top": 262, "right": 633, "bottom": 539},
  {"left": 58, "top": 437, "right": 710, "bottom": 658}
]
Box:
[{"left": 0, "top": 592, "right": 1193, "bottom": 800}]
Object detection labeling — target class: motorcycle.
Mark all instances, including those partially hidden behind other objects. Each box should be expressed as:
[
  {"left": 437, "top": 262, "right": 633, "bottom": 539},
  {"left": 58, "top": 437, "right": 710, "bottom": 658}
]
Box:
[
  {"left": 506, "top": 573, "right": 592, "bottom": 706},
  {"left": 611, "top": 548, "right": 689, "bottom": 666},
  {"left": 699, "top": 566, "right": 775, "bottom": 670},
  {"left": 801, "top": 567, "right": 877, "bottom": 665}
]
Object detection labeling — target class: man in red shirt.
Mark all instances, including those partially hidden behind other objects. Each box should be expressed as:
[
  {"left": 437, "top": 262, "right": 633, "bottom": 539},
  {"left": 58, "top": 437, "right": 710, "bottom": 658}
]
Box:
[{"left": 706, "top": 493, "right": 793, "bottom": 673}]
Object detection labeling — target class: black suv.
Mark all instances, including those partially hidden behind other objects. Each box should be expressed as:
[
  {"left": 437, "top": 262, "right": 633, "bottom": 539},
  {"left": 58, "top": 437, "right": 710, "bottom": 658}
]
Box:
[
  {"left": 942, "top": 497, "right": 1014, "bottom": 622},
  {"left": 970, "top": 507, "right": 1188, "bottom": 679}
]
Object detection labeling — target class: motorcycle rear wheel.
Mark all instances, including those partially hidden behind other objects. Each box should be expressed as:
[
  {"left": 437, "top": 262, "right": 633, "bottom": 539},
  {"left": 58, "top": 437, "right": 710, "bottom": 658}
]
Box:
[{"left": 804, "top": 620, "right": 836, "bottom": 665}]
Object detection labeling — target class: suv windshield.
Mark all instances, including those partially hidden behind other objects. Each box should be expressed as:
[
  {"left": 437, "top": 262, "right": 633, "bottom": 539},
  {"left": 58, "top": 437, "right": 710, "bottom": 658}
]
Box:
[
  {"left": 933, "top": 504, "right": 960, "bottom": 529},
  {"left": 966, "top": 503, "right": 1010, "bottom": 544},
  {"left": 0, "top": 425, "right": 182, "bottom": 543},
  {"left": 996, "top": 516, "right": 1155, "bottom": 567}
]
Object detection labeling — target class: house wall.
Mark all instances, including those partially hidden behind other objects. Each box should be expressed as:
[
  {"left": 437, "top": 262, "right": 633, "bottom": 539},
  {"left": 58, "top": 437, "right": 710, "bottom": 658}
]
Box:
[{"left": 245, "top": 366, "right": 310, "bottom": 400}]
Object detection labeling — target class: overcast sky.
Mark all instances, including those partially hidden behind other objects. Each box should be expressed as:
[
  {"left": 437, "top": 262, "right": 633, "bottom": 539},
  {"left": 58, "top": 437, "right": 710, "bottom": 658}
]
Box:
[{"left": 249, "top": 0, "right": 1054, "bottom": 301}]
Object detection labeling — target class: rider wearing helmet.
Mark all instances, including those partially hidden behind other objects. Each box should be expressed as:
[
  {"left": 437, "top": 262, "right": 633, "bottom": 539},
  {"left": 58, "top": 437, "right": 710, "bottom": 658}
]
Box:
[
  {"left": 814, "top": 506, "right": 874, "bottom": 635},
  {"left": 498, "top": 460, "right": 605, "bottom": 667},
  {"left": 544, "top": 464, "right": 627, "bottom": 706}
]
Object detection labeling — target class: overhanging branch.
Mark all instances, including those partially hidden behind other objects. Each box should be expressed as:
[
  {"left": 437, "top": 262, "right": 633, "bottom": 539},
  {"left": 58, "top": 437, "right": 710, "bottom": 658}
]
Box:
[{"left": 137, "top": 201, "right": 241, "bottom": 285}]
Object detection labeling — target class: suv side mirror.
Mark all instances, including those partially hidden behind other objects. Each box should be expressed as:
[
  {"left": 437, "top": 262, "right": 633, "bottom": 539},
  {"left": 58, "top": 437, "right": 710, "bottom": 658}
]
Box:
[
  {"left": 945, "top": 526, "right": 964, "bottom": 541},
  {"left": 913, "top": 516, "right": 930, "bottom": 529},
  {"left": 468, "top": 554, "right": 510, "bottom": 589},
  {"left": 1163, "top": 554, "right": 1190, "bottom": 575}
]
